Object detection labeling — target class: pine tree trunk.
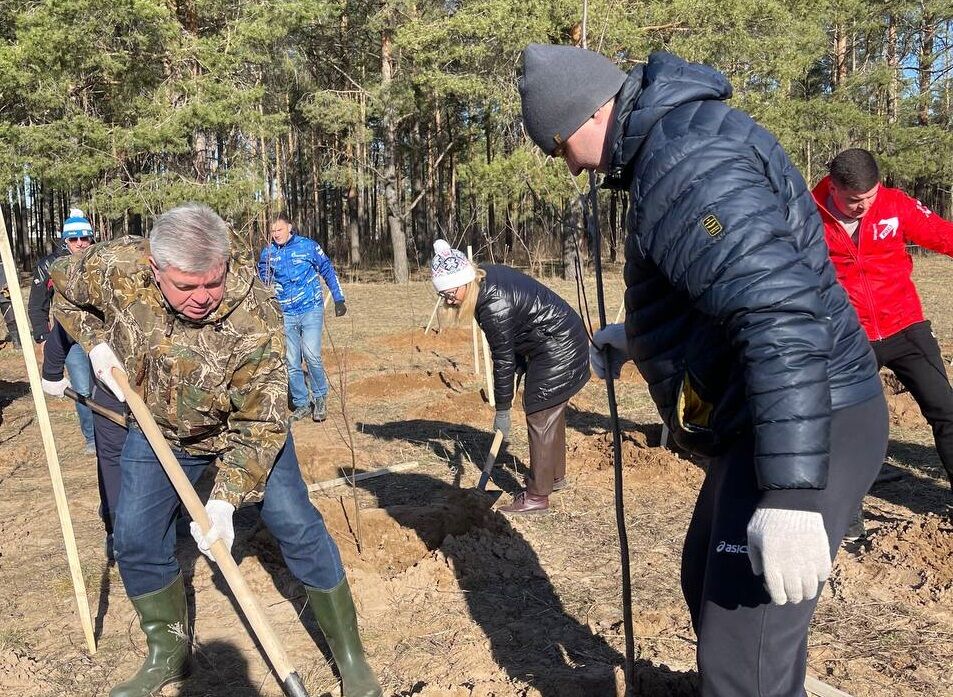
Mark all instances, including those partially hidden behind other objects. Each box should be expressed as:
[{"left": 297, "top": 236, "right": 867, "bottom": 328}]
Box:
[
  {"left": 886, "top": 16, "right": 899, "bottom": 123},
  {"left": 381, "top": 32, "right": 409, "bottom": 282}
]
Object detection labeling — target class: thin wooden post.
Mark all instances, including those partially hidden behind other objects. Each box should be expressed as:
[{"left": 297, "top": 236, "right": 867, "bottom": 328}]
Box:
[
  {"left": 481, "top": 331, "right": 495, "bottom": 407},
  {"left": 0, "top": 211, "right": 96, "bottom": 655},
  {"left": 423, "top": 297, "right": 441, "bottom": 334},
  {"left": 468, "top": 245, "right": 479, "bottom": 375},
  {"left": 307, "top": 461, "right": 419, "bottom": 492}
]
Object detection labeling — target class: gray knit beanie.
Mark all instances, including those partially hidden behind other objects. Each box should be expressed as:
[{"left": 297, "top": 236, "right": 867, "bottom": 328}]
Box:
[{"left": 519, "top": 43, "right": 628, "bottom": 156}]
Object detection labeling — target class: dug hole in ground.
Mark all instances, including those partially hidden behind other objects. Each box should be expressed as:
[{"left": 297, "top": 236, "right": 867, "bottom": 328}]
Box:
[{"left": 0, "top": 267, "right": 950, "bottom": 696}]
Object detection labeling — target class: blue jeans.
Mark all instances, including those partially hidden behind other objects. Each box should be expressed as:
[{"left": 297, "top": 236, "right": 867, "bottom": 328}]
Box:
[
  {"left": 284, "top": 306, "right": 328, "bottom": 408},
  {"left": 114, "top": 430, "right": 345, "bottom": 597},
  {"left": 65, "top": 343, "right": 95, "bottom": 445}
]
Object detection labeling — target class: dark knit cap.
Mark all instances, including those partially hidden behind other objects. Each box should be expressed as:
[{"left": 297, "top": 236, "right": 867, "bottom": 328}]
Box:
[{"left": 519, "top": 43, "right": 628, "bottom": 156}]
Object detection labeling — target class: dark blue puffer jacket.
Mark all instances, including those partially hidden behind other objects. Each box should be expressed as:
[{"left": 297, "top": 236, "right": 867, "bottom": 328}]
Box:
[{"left": 604, "top": 52, "right": 881, "bottom": 493}]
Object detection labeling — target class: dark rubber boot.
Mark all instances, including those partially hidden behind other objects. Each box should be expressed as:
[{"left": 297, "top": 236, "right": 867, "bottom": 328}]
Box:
[
  {"left": 110, "top": 575, "right": 190, "bottom": 697},
  {"left": 306, "top": 579, "right": 382, "bottom": 697}
]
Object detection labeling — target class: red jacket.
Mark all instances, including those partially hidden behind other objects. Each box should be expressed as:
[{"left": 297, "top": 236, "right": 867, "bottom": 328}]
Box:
[{"left": 813, "top": 176, "right": 953, "bottom": 341}]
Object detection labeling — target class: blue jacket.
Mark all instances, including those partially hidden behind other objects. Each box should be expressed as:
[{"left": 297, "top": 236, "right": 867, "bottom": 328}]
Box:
[
  {"left": 605, "top": 53, "right": 881, "bottom": 500},
  {"left": 258, "top": 233, "right": 345, "bottom": 316}
]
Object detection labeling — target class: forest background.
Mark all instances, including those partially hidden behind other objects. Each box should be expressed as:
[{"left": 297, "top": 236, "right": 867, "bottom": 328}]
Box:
[{"left": 1, "top": 0, "right": 950, "bottom": 280}]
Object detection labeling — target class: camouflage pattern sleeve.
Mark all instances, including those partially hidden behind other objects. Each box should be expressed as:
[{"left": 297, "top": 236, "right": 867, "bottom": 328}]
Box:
[
  {"left": 49, "top": 247, "right": 110, "bottom": 352},
  {"left": 210, "top": 324, "right": 289, "bottom": 507}
]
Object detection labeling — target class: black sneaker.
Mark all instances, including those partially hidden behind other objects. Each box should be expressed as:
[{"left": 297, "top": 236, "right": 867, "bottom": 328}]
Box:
[
  {"left": 312, "top": 397, "right": 327, "bottom": 422},
  {"left": 844, "top": 513, "right": 866, "bottom": 543}
]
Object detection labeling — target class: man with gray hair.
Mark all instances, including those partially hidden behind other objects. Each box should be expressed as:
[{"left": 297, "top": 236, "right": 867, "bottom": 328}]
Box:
[
  {"left": 50, "top": 203, "right": 381, "bottom": 697},
  {"left": 519, "top": 44, "right": 887, "bottom": 696}
]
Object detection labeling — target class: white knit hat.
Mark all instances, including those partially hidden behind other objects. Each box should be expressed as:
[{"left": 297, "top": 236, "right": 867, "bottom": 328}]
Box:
[
  {"left": 61, "top": 208, "right": 93, "bottom": 239},
  {"left": 430, "top": 239, "right": 475, "bottom": 292}
]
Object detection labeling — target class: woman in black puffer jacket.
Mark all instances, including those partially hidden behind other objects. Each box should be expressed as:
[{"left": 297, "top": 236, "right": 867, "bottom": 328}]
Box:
[{"left": 431, "top": 240, "right": 590, "bottom": 514}]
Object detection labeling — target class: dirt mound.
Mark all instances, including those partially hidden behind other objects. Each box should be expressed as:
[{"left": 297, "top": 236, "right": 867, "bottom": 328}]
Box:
[
  {"left": 567, "top": 430, "right": 702, "bottom": 487},
  {"left": 855, "top": 515, "right": 953, "bottom": 606},
  {"left": 379, "top": 327, "right": 472, "bottom": 353},
  {"left": 350, "top": 370, "right": 460, "bottom": 399},
  {"left": 312, "top": 492, "right": 500, "bottom": 577}
]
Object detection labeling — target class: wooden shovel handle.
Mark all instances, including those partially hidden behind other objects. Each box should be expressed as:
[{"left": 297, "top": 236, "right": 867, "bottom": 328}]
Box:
[{"left": 477, "top": 429, "right": 504, "bottom": 491}]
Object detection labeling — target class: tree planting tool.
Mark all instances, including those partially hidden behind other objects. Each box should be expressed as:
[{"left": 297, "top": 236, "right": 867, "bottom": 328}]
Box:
[
  {"left": 64, "top": 387, "right": 127, "bottom": 428},
  {"left": 581, "top": 173, "right": 635, "bottom": 695},
  {"left": 111, "top": 368, "right": 311, "bottom": 697},
  {"left": 0, "top": 211, "right": 96, "bottom": 654},
  {"left": 477, "top": 429, "right": 504, "bottom": 492}
]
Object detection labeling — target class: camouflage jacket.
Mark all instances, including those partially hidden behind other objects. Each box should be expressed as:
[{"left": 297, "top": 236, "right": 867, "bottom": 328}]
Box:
[{"left": 50, "top": 236, "right": 289, "bottom": 507}]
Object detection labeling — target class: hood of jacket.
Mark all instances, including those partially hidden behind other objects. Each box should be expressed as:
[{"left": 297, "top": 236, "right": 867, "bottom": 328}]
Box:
[{"left": 603, "top": 52, "right": 733, "bottom": 189}]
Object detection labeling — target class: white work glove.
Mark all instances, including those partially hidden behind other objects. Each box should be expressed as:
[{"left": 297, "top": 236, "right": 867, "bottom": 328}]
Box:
[
  {"left": 746, "top": 508, "right": 832, "bottom": 605},
  {"left": 189, "top": 499, "right": 236, "bottom": 562},
  {"left": 89, "top": 342, "right": 126, "bottom": 402},
  {"left": 41, "top": 377, "right": 70, "bottom": 397},
  {"left": 590, "top": 323, "right": 630, "bottom": 379}
]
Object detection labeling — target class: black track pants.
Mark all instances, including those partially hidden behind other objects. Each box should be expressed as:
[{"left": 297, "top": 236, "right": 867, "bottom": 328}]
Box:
[
  {"left": 680, "top": 394, "right": 887, "bottom": 696},
  {"left": 873, "top": 320, "right": 953, "bottom": 488}
]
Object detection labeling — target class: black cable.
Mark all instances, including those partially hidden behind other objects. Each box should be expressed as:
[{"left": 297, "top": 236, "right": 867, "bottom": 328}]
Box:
[{"left": 584, "top": 172, "right": 635, "bottom": 696}]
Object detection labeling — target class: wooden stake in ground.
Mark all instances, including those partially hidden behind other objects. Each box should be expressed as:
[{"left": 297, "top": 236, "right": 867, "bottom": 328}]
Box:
[
  {"left": 468, "top": 245, "right": 480, "bottom": 375},
  {"left": 423, "top": 297, "right": 441, "bottom": 335},
  {"left": 0, "top": 213, "right": 96, "bottom": 655},
  {"left": 481, "top": 331, "right": 495, "bottom": 407},
  {"left": 112, "top": 369, "right": 311, "bottom": 697}
]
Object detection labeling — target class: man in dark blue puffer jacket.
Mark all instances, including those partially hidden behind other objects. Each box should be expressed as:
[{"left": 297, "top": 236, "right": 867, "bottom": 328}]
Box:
[{"left": 520, "top": 44, "right": 888, "bottom": 696}]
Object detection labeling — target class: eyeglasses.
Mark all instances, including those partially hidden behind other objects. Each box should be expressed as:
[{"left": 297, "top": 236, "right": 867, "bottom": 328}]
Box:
[{"left": 68, "top": 236, "right": 93, "bottom": 244}]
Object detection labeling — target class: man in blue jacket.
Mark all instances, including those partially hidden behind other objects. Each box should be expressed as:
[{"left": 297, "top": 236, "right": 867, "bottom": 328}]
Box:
[
  {"left": 259, "top": 213, "right": 347, "bottom": 422},
  {"left": 519, "top": 44, "right": 887, "bottom": 696}
]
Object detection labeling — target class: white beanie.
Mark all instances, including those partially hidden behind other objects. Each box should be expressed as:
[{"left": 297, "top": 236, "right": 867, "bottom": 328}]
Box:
[
  {"left": 430, "top": 239, "right": 475, "bottom": 292},
  {"left": 62, "top": 208, "right": 93, "bottom": 239}
]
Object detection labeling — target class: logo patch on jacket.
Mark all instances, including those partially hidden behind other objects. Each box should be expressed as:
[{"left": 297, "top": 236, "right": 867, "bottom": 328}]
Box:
[
  {"left": 701, "top": 214, "right": 723, "bottom": 237},
  {"left": 873, "top": 217, "right": 899, "bottom": 240}
]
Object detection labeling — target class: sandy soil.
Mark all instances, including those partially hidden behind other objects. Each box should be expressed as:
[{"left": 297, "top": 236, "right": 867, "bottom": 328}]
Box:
[{"left": 0, "top": 271, "right": 950, "bottom": 697}]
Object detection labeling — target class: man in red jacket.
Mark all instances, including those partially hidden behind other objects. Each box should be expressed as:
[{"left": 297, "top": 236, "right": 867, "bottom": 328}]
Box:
[{"left": 813, "top": 148, "right": 953, "bottom": 532}]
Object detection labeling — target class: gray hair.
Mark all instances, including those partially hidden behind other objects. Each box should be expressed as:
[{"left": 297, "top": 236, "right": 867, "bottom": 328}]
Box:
[{"left": 148, "top": 203, "right": 231, "bottom": 273}]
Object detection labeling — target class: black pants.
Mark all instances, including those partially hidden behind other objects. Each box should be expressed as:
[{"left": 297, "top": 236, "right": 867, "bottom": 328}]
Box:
[
  {"left": 872, "top": 320, "right": 953, "bottom": 487},
  {"left": 91, "top": 383, "right": 128, "bottom": 535},
  {"left": 680, "top": 394, "right": 887, "bottom": 696}
]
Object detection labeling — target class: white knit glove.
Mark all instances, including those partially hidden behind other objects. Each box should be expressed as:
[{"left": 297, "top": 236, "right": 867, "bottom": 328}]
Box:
[
  {"left": 190, "top": 499, "right": 236, "bottom": 562},
  {"left": 89, "top": 342, "right": 126, "bottom": 402},
  {"left": 41, "top": 377, "right": 70, "bottom": 397},
  {"left": 590, "top": 323, "right": 630, "bottom": 379},
  {"left": 747, "top": 507, "right": 831, "bottom": 605}
]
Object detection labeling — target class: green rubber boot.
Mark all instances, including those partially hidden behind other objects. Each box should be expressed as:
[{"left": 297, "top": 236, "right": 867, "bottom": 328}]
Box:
[
  {"left": 110, "top": 575, "right": 190, "bottom": 697},
  {"left": 306, "top": 578, "right": 382, "bottom": 697}
]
